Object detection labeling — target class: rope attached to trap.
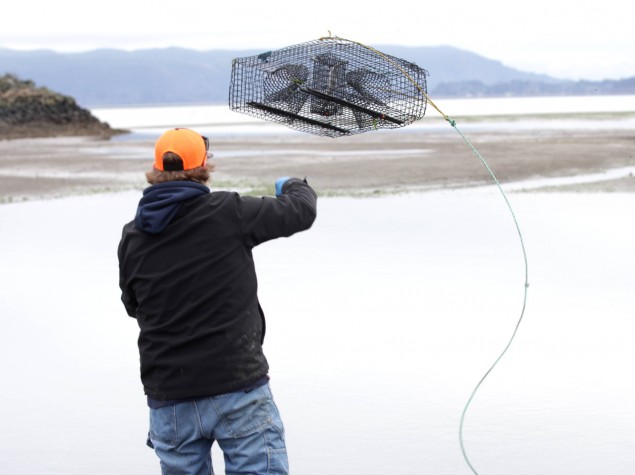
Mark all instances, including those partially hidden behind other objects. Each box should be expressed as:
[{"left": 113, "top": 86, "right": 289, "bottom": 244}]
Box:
[
  {"left": 452, "top": 123, "right": 530, "bottom": 475},
  {"left": 325, "top": 34, "right": 531, "bottom": 475}
]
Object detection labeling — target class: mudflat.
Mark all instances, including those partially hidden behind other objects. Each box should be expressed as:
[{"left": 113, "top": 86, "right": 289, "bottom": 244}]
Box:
[{"left": 0, "top": 121, "right": 633, "bottom": 203}]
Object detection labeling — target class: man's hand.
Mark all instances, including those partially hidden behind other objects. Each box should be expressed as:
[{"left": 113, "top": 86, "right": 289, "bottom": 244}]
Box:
[{"left": 275, "top": 177, "right": 291, "bottom": 197}]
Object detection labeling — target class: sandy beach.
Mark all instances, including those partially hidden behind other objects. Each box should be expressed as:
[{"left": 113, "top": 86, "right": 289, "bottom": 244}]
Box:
[{"left": 0, "top": 118, "right": 633, "bottom": 203}]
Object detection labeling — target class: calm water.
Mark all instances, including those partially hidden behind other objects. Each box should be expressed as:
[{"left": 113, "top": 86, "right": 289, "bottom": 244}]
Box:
[
  {"left": 0, "top": 190, "right": 633, "bottom": 474},
  {"left": 91, "top": 95, "right": 635, "bottom": 137}
]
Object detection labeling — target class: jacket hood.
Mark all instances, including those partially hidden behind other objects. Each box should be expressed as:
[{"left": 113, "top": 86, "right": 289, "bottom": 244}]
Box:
[{"left": 134, "top": 181, "right": 209, "bottom": 234}]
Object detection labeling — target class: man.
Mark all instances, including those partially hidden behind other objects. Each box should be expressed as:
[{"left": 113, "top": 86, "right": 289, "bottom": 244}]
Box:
[{"left": 117, "top": 127, "right": 317, "bottom": 475}]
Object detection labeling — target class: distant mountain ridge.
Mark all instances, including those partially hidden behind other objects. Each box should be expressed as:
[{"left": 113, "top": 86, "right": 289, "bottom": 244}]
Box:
[{"left": 0, "top": 46, "right": 632, "bottom": 107}]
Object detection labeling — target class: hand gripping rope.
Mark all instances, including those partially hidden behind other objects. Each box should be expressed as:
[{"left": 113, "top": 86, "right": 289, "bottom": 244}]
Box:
[{"left": 230, "top": 34, "right": 530, "bottom": 474}]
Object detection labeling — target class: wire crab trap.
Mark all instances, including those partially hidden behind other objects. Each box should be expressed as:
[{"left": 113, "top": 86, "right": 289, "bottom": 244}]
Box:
[{"left": 229, "top": 37, "right": 428, "bottom": 137}]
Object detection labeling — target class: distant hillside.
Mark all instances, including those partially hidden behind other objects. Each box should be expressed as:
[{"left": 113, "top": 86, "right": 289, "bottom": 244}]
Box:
[
  {"left": 0, "top": 46, "right": 633, "bottom": 107},
  {"left": 378, "top": 45, "right": 558, "bottom": 86},
  {"left": 0, "top": 48, "right": 249, "bottom": 106}
]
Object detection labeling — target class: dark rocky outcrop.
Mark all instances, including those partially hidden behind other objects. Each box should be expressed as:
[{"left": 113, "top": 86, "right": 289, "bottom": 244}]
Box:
[{"left": 0, "top": 74, "right": 125, "bottom": 139}]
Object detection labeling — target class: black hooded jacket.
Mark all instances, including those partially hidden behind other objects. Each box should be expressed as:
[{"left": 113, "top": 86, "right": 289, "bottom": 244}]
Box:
[{"left": 117, "top": 179, "right": 317, "bottom": 400}]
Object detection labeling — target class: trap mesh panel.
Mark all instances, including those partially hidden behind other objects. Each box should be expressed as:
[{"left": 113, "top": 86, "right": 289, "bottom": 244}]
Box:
[{"left": 229, "top": 37, "right": 428, "bottom": 137}]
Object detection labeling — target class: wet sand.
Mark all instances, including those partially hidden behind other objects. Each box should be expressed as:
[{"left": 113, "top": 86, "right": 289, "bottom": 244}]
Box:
[{"left": 0, "top": 122, "right": 633, "bottom": 203}]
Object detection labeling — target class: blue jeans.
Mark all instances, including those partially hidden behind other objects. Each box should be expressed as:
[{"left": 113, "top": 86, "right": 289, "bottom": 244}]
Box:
[{"left": 148, "top": 383, "right": 288, "bottom": 475}]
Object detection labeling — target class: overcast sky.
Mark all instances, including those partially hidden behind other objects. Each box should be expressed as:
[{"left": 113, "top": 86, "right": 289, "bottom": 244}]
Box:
[{"left": 2, "top": 0, "right": 633, "bottom": 81}]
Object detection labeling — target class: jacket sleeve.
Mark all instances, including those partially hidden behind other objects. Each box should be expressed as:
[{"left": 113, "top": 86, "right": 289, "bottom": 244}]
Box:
[
  {"left": 237, "top": 178, "right": 317, "bottom": 248},
  {"left": 117, "top": 227, "right": 139, "bottom": 318}
]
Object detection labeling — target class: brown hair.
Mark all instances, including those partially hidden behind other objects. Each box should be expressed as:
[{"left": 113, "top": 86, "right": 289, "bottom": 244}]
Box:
[{"left": 146, "top": 152, "right": 215, "bottom": 185}]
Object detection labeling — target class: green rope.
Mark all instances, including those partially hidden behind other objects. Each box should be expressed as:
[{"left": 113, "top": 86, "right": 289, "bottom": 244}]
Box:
[{"left": 448, "top": 116, "right": 530, "bottom": 475}]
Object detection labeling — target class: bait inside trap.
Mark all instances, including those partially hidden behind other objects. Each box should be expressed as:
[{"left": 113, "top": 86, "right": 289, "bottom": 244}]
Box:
[{"left": 229, "top": 37, "right": 429, "bottom": 137}]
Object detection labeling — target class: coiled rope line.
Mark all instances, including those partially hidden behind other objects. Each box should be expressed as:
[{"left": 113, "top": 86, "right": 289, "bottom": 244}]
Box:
[{"left": 322, "top": 35, "right": 531, "bottom": 475}]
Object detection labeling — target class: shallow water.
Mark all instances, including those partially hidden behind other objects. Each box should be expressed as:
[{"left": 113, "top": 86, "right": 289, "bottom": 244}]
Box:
[
  {"left": 92, "top": 95, "right": 635, "bottom": 139},
  {"left": 0, "top": 188, "right": 632, "bottom": 474}
]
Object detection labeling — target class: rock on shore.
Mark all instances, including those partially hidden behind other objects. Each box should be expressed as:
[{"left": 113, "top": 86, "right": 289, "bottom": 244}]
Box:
[{"left": 0, "top": 74, "right": 124, "bottom": 139}]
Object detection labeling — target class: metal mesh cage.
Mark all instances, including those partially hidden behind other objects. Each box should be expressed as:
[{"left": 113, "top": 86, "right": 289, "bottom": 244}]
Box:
[{"left": 229, "top": 37, "right": 428, "bottom": 137}]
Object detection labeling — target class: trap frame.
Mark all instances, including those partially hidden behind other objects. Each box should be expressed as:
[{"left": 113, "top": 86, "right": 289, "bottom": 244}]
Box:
[{"left": 229, "top": 37, "right": 428, "bottom": 137}]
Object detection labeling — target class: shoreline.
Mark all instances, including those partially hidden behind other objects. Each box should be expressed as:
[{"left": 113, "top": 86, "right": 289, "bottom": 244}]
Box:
[{"left": 0, "top": 122, "right": 633, "bottom": 204}]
